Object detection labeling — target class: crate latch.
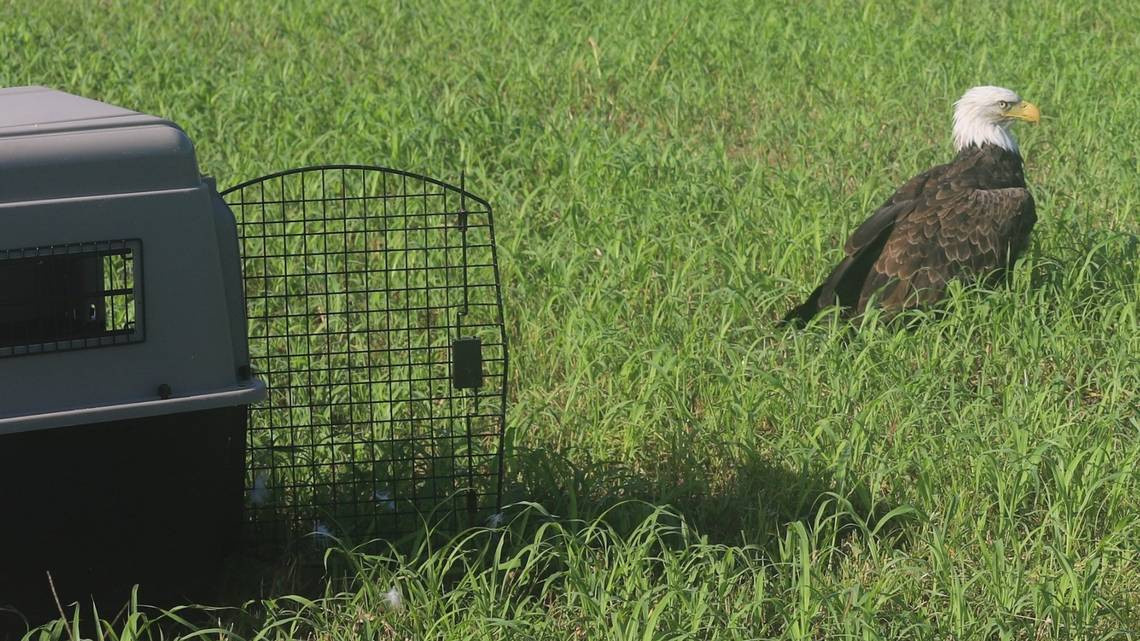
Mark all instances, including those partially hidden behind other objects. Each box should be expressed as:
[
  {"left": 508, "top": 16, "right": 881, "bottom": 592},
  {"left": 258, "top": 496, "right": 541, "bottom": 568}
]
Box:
[{"left": 451, "top": 337, "right": 483, "bottom": 389}]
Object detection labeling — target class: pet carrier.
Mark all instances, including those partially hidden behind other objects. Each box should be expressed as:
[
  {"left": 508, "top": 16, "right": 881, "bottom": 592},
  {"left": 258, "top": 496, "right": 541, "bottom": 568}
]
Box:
[
  {"left": 0, "top": 86, "right": 509, "bottom": 625},
  {"left": 0, "top": 86, "right": 263, "bottom": 620}
]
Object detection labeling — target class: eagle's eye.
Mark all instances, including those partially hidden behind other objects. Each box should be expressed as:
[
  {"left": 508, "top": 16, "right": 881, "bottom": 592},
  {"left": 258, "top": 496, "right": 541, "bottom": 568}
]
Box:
[{"left": 997, "top": 100, "right": 1011, "bottom": 110}]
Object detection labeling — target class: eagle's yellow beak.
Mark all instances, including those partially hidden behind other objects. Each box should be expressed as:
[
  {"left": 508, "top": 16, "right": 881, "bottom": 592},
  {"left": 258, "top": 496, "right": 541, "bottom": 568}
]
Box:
[{"left": 1007, "top": 101, "right": 1040, "bottom": 124}]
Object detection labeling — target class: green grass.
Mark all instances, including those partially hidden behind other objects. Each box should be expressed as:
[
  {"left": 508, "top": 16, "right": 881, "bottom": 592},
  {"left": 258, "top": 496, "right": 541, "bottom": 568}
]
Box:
[{"left": 4, "top": 0, "right": 1140, "bottom": 638}]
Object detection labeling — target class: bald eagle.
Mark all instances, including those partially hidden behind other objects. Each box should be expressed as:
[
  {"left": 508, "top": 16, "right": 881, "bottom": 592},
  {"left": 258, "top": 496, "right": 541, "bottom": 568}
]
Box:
[{"left": 783, "top": 86, "right": 1040, "bottom": 325}]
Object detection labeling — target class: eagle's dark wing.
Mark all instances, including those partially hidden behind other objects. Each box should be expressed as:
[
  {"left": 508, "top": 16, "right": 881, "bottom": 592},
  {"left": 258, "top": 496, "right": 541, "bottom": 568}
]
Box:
[
  {"left": 845, "top": 164, "right": 947, "bottom": 254},
  {"left": 781, "top": 163, "right": 951, "bottom": 325},
  {"left": 859, "top": 186, "right": 1036, "bottom": 312}
]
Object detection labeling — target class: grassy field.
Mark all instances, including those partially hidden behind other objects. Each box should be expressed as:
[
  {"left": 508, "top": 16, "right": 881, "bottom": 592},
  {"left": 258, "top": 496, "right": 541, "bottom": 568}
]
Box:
[{"left": 5, "top": 0, "right": 1140, "bottom": 638}]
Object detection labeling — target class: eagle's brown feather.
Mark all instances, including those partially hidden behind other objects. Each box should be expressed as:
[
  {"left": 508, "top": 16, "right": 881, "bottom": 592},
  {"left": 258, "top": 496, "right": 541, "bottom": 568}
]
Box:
[{"left": 783, "top": 144, "right": 1036, "bottom": 325}]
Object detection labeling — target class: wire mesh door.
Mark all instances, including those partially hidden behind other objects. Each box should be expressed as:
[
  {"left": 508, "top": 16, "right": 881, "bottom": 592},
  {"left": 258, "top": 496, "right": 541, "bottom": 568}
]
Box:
[{"left": 222, "top": 166, "right": 507, "bottom": 543}]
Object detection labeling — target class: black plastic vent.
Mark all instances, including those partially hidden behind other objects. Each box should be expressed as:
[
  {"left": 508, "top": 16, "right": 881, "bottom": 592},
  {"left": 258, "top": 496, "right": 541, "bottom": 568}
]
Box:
[{"left": 0, "top": 239, "right": 143, "bottom": 357}]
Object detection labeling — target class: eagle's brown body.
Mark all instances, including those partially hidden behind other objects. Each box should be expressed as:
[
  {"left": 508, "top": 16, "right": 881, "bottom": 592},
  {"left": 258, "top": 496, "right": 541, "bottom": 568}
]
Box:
[{"left": 783, "top": 143, "right": 1036, "bottom": 324}]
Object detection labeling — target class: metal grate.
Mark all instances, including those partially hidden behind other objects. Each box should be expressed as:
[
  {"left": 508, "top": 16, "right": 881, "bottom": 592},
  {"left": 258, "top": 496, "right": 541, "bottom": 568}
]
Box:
[
  {"left": 223, "top": 166, "right": 508, "bottom": 542},
  {"left": 0, "top": 239, "right": 143, "bottom": 358}
]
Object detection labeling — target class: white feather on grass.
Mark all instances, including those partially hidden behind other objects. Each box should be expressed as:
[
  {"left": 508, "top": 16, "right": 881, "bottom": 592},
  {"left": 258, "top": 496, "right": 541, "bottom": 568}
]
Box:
[
  {"left": 250, "top": 472, "right": 270, "bottom": 506},
  {"left": 311, "top": 521, "right": 334, "bottom": 549},
  {"left": 384, "top": 586, "right": 403, "bottom": 611},
  {"left": 373, "top": 489, "right": 396, "bottom": 511}
]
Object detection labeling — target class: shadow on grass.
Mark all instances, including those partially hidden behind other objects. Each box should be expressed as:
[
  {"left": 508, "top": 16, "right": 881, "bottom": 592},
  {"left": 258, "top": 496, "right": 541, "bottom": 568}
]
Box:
[
  {"left": 3, "top": 431, "right": 916, "bottom": 638},
  {"left": 502, "top": 438, "right": 918, "bottom": 557},
  {"left": 198, "top": 427, "right": 922, "bottom": 609},
  {"left": 1030, "top": 228, "right": 1139, "bottom": 302}
]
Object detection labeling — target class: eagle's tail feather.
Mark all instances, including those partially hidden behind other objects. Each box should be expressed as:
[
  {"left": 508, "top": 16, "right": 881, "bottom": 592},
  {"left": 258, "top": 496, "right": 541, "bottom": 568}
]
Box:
[{"left": 781, "top": 283, "right": 827, "bottom": 327}]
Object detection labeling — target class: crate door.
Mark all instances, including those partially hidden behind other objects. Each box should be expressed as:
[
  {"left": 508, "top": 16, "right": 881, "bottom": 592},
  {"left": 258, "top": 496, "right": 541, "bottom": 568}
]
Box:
[{"left": 223, "top": 166, "right": 507, "bottom": 540}]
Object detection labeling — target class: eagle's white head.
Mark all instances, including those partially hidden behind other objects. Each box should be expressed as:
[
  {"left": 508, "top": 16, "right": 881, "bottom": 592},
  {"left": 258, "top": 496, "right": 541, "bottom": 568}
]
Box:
[{"left": 952, "top": 85, "right": 1040, "bottom": 154}]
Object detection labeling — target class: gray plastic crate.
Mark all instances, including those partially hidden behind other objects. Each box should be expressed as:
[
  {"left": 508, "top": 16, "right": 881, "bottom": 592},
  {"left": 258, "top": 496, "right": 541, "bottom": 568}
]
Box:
[
  {"left": 0, "top": 86, "right": 265, "bottom": 622},
  {"left": 0, "top": 86, "right": 510, "bottom": 629}
]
